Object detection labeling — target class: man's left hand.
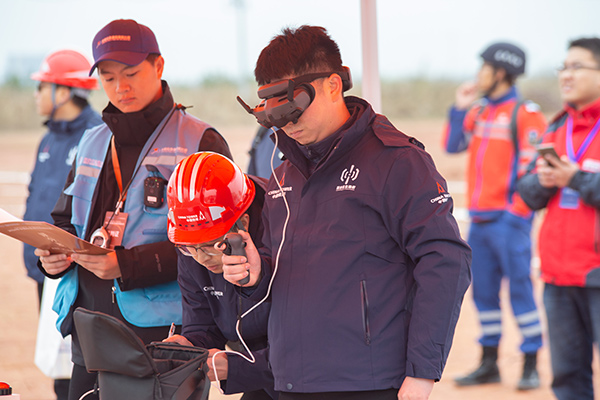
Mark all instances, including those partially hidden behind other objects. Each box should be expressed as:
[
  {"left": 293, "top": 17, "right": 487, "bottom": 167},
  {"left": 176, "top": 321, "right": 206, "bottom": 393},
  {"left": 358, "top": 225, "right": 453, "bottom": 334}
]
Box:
[
  {"left": 71, "top": 251, "right": 121, "bottom": 280},
  {"left": 543, "top": 155, "right": 580, "bottom": 188},
  {"left": 207, "top": 348, "right": 228, "bottom": 381},
  {"left": 397, "top": 376, "right": 434, "bottom": 400}
]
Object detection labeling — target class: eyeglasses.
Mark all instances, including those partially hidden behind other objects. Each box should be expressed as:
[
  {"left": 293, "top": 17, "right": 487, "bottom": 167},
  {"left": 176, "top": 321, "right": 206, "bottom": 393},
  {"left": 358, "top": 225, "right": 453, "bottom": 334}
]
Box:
[
  {"left": 175, "top": 221, "right": 246, "bottom": 257},
  {"left": 175, "top": 242, "right": 221, "bottom": 257},
  {"left": 556, "top": 64, "right": 600, "bottom": 73}
]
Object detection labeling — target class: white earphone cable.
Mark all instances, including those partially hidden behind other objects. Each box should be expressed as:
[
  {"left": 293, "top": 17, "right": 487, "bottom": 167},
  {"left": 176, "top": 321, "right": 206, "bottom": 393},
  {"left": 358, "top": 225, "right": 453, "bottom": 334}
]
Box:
[{"left": 211, "top": 127, "right": 290, "bottom": 393}]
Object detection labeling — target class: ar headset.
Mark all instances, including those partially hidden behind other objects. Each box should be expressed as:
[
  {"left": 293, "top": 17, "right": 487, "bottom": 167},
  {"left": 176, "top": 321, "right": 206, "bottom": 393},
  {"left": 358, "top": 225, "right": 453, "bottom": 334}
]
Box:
[
  {"left": 236, "top": 66, "right": 353, "bottom": 128},
  {"left": 210, "top": 68, "right": 353, "bottom": 393}
]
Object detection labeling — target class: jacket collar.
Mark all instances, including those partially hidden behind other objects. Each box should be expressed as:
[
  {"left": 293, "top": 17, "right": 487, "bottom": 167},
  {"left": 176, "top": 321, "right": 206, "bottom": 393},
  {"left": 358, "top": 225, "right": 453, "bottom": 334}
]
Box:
[
  {"left": 273, "top": 96, "right": 376, "bottom": 178},
  {"left": 565, "top": 96, "right": 600, "bottom": 123},
  {"left": 102, "top": 80, "right": 174, "bottom": 147},
  {"left": 483, "top": 85, "right": 519, "bottom": 106},
  {"left": 45, "top": 105, "right": 98, "bottom": 136}
]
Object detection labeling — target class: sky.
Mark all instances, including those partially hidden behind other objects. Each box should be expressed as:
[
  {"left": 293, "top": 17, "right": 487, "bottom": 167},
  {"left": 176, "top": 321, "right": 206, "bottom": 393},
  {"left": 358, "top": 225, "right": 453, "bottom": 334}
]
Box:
[{"left": 1, "top": 0, "right": 599, "bottom": 85}]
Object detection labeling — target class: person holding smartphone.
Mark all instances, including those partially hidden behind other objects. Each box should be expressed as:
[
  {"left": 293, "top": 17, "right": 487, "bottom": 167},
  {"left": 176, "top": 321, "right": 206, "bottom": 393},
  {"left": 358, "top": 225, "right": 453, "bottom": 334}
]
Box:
[{"left": 518, "top": 37, "right": 600, "bottom": 400}]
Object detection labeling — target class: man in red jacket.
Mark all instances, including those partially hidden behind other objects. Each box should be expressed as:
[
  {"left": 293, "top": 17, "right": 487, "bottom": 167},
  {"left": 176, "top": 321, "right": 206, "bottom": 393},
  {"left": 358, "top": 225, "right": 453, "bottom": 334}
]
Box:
[{"left": 518, "top": 37, "right": 600, "bottom": 400}]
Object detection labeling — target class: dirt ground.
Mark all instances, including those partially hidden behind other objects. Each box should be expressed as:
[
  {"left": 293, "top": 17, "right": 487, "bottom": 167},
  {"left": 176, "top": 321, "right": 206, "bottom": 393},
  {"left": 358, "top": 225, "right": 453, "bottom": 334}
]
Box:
[{"left": 0, "top": 120, "right": 597, "bottom": 399}]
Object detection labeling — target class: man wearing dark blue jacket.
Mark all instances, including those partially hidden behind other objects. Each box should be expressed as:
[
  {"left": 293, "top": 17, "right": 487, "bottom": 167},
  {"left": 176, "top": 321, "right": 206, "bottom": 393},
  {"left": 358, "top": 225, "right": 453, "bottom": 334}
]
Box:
[
  {"left": 164, "top": 152, "right": 276, "bottom": 399},
  {"left": 25, "top": 49, "right": 102, "bottom": 303},
  {"left": 223, "top": 25, "right": 472, "bottom": 400},
  {"left": 26, "top": 49, "right": 102, "bottom": 400}
]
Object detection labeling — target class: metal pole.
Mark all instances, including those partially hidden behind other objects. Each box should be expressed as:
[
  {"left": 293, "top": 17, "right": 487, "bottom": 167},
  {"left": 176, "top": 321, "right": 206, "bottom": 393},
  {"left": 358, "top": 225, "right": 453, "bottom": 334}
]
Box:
[
  {"left": 360, "top": 0, "right": 382, "bottom": 113},
  {"left": 233, "top": 0, "right": 250, "bottom": 98}
]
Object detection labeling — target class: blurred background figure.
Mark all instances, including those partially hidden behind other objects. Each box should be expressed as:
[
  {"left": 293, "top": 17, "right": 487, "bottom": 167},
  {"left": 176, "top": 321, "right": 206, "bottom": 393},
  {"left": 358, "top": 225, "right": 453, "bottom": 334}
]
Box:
[
  {"left": 247, "top": 125, "right": 283, "bottom": 179},
  {"left": 518, "top": 37, "right": 600, "bottom": 400},
  {"left": 443, "top": 42, "right": 547, "bottom": 391},
  {"left": 25, "top": 49, "right": 101, "bottom": 400}
]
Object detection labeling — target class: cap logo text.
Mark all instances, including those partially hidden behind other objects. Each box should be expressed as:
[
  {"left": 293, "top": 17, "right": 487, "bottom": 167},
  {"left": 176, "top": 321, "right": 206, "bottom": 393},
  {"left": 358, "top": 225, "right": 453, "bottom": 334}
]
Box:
[
  {"left": 97, "top": 35, "right": 131, "bottom": 48},
  {"left": 494, "top": 50, "right": 523, "bottom": 67}
]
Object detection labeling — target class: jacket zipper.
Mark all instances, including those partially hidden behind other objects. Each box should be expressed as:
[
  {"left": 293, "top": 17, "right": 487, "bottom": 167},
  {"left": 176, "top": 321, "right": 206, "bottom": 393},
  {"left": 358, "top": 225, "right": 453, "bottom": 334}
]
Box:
[
  {"left": 360, "top": 280, "right": 371, "bottom": 345},
  {"left": 111, "top": 286, "right": 117, "bottom": 304},
  {"left": 238, "top": 295, "right": 243, "bottom": 337}
]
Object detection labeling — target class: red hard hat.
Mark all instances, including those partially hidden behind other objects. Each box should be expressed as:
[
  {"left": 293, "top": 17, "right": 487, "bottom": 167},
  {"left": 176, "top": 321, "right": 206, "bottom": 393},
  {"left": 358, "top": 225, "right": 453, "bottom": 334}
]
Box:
[
  {"left": 167, "top": 152, "right": 255, "bottom": 245},
  {"left": 31, "top": 49, "right": 99, "bottom": 90}
]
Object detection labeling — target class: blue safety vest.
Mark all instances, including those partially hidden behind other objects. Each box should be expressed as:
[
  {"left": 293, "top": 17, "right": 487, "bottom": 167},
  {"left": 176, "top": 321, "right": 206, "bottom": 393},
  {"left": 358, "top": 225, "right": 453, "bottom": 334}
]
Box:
[{"left": 53, "top": 108, "right": 209, "bottom": 333}]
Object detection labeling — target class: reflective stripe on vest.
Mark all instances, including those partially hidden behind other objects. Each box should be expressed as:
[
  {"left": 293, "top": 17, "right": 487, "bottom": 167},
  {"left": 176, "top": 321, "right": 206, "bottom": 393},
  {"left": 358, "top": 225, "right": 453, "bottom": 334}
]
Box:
[{"left": 54, "top": 109, "right": 209, "bottom": 332}]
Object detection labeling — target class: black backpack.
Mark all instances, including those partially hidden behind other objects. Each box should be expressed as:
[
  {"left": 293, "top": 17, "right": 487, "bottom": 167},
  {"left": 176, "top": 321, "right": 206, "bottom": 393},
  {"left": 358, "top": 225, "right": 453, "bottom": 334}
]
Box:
[{"left": 73, "top": 308, "right": 210, "bottom": 400}]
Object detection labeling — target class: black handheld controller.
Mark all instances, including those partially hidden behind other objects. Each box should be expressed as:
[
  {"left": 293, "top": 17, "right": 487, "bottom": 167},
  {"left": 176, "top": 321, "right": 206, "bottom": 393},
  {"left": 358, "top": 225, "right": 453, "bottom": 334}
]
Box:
[{"left": 222, "top": 233, "right": 250, "bottom": 285}]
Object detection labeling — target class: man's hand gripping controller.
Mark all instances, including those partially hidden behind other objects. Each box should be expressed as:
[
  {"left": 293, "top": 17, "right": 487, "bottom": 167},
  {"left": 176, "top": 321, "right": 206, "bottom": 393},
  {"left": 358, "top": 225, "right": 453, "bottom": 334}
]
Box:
[{"left": 222, "top": 233, "right": 250, "bottom": 285}]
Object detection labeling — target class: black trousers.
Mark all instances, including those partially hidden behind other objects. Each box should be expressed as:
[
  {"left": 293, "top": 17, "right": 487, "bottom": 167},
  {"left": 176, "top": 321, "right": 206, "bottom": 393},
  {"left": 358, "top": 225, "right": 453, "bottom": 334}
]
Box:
[
  {"left": 68, "top": 364, "right": 98, "bottom": 400},
  {"left": 242, "top": 389, "right": 278, "bottom": 399},
  {"left": 279, "top": 388, "right": 398, "bottom": 400}
]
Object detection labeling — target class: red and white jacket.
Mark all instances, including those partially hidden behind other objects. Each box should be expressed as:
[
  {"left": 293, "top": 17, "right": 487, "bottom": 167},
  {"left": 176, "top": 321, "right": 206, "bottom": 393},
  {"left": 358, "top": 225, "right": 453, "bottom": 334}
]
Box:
[
  {"left": 444, "top": 87, "right": 547, "bottom": 221},
  {"left": 519, "top": 97, "right": 600, "bottom": 287}
]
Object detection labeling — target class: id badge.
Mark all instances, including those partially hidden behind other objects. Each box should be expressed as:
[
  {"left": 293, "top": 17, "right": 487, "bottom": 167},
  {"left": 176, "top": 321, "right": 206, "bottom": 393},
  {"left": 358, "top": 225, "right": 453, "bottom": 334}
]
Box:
[
  {"left": 103, "top": 211, "right": 129, "bottom": 249},
  {"left": 559, "top": 187, "right": 580, "bottom": 210}
]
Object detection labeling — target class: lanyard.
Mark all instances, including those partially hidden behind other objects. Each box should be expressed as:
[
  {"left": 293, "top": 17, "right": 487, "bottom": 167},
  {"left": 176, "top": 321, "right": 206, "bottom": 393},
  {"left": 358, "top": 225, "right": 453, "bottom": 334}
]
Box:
[
  {"left": 566, "top": 116, "right": 600, "bottom": 162},
  {"left": 110, "top": 136, "right": 126, "bottom": 211},
  {"left": 107, "top": 104, "right": 182, "bottom": 214}
]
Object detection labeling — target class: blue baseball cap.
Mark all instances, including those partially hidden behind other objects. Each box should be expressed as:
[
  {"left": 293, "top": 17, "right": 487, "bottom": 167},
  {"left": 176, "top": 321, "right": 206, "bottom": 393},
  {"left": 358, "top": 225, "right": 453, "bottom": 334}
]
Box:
[
  {"left": 480, "top": 42, "right": 526, "bottom": 76},
  {"left": 89, "top": 19, "right": 160, "bottom": 76}
]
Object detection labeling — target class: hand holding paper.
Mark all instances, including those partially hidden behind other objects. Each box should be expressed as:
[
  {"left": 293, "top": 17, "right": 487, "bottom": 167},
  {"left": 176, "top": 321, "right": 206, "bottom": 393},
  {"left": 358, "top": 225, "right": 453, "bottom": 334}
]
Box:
[{"left": 0, "top": 208, "right": 110, "bottom": 255}]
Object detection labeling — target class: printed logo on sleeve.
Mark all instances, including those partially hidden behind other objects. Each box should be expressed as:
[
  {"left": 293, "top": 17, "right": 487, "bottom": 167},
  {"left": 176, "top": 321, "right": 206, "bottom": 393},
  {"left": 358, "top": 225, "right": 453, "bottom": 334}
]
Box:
[{"left": 430, "top": 181, "right": 452, "bottom": 204}]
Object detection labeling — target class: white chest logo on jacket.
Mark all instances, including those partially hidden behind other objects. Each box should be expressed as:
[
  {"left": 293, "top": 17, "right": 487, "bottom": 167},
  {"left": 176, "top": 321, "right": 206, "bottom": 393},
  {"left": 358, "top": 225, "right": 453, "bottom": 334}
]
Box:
[
  {"left": 203, "top": 286, "right": 223, "bottom": 298},
  {"left": 336, "top": 164, "right": 360, "bottom": 192}
]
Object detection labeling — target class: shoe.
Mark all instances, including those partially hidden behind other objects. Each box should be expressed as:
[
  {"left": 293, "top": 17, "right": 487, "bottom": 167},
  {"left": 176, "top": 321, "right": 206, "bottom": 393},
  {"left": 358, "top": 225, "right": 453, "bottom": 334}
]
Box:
[
  {"left": 517, "top": 352, "right": 540, "bottom": 390},
  {"left": 455, "top": 346, "right": 501, "bottom": 386}
]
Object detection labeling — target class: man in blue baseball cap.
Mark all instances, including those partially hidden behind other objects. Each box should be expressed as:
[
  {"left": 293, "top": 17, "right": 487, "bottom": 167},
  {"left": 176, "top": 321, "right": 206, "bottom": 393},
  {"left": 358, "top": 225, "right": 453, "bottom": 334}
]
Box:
[
  {"left": 89, "top": 19, "right": 160, "bottom": 74},
  {"left": 36, "top": 19, "right": 233, "bottom": 400}
]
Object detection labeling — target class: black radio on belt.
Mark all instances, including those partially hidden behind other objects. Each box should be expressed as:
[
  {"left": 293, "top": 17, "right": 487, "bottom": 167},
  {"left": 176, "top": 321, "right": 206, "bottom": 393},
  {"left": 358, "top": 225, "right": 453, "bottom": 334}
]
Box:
[{"left": 144, "top": 165, "right": 167, "bottom": 208}]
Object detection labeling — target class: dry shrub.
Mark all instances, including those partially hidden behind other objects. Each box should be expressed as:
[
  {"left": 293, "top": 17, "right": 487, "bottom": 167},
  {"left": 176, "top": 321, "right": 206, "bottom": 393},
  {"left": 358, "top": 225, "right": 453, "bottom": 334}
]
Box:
[
  {"left": 0, "top": 76, "right": 563, "bottom": 132},
  {"left": 380, "top": 75, "right": 562, "bottom": 121}
]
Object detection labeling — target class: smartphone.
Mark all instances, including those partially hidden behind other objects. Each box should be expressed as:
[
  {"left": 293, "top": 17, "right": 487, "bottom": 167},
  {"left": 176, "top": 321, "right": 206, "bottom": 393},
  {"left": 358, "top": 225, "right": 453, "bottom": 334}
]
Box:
[{"left": 536, "top": 144, "right": 559, "bottom": 161}]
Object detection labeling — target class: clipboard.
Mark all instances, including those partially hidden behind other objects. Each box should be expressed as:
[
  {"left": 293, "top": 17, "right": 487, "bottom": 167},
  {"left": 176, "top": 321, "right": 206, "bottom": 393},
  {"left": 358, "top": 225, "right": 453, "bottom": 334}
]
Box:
[{"left": 0, "top": 208, "right": 110, "bottom": 255}]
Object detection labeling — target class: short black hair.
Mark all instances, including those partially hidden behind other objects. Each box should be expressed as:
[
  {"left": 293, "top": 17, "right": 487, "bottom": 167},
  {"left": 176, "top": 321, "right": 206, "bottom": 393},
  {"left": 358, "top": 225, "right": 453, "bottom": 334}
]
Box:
[
  {"left": 254, "top": 25, "right": 343, "bottom": 85},
  {"left": 569, "top": 37, "right": 600, "bottom": 66},
  {"left": 71, "top": 94, "right": 89, "bottom": 109},
  {"left": 146, "top": 53, "right": 161, "bottom": 64},
  {"left": 55, "top": 84, "right": 89, "bottom": 110},
  {"left": 485, "top": 63, "right": 517, "bottom": 86}
]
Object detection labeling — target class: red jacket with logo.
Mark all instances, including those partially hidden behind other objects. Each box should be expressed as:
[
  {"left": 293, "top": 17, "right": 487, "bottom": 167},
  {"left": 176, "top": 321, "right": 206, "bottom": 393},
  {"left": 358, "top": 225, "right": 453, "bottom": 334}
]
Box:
[
  {"left": 518, "top": 97, "right": 600, "bottom": 287},
  {"left": 444, "top": 87, "right": 547, "bottom": 221}
]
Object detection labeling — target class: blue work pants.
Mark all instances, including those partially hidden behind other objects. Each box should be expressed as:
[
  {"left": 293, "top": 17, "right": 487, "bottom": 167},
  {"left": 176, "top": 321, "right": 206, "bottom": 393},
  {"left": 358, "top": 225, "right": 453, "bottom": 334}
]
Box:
[{"left": 468, "top": 211, "right": 542, "bottom": 353}]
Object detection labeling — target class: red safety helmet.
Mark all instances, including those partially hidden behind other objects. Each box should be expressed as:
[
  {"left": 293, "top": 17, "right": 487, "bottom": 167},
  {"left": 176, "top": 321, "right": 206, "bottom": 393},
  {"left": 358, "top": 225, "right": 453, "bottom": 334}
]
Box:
[
  {"left": 31, "top": 49, "right": 99, "bottom": 90},
  {"left": 167, "top": 152, "right": 255, "bottom": 245}
]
